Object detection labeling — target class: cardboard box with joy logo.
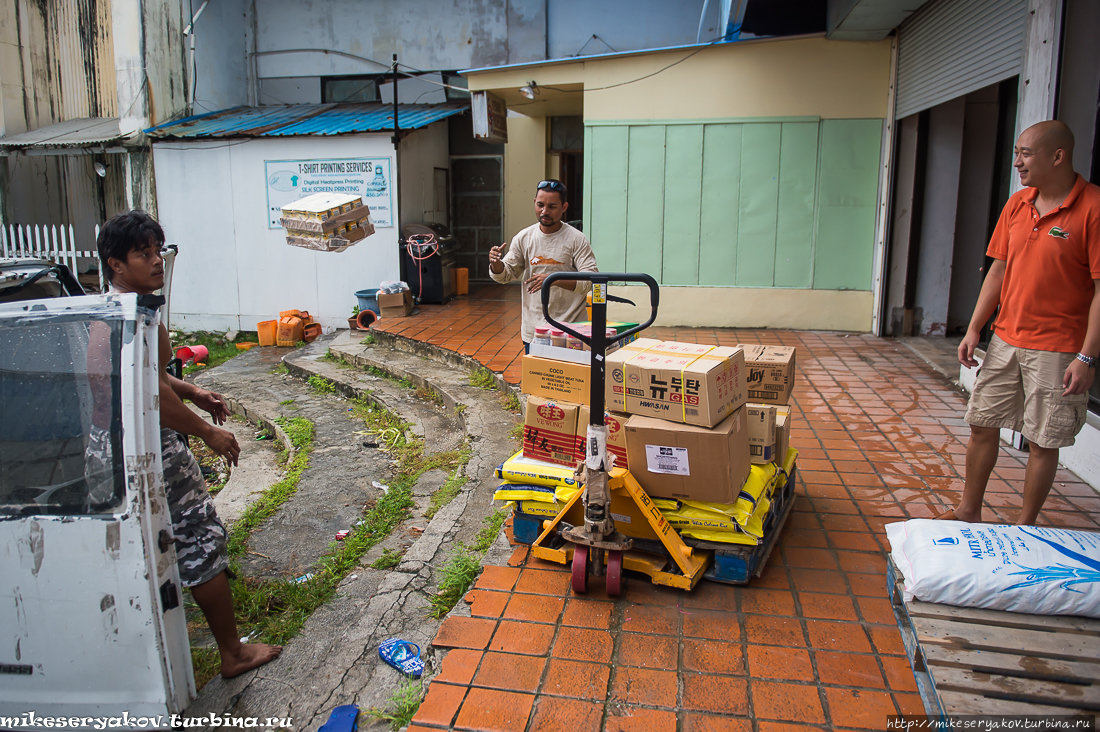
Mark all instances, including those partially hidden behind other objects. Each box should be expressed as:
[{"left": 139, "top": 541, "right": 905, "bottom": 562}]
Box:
[
  {"left": 523, "top": 396, "right": 581, "bottom": 467},
  {"left": 576, "top": 407, "right": 630, "bottom": 469},
  {"left": 738, "top": 344, "right": 796, "bottom": 405}
]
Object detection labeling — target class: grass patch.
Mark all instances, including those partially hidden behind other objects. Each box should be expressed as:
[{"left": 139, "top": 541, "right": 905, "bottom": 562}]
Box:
[
  {"left": 427, "top": 550, "right": 482, "bottom": 620},
  {"left": 270, "top": 362, "right": 289, "bottom": 376},
  {"left": 189, "top": 436, "right": 230, "bottom": 495},
  {"left": 307, "top": 375, "right": 337, "bottom": 395},
  {"left": 468, "top": 368, "right": 497, "bottom": 390},
  {"left": 367, "top": 677, "right": 423, "bottom": 731},
  {"left": 366, "top": 365, "right": 412, "bottom": 389},
  {"left": 190, "top": 647, "right": 220, "bottom": 690},
  {"left": 424, "top": 468, "right": 468, "bottom": 519},
  {"left": 360, "top": 334, "right": 375, "bottom": 346},
  {"left": 176, "top": 331, "right": 258, "bottom": 376},
  {"left": 509, "top": 423, "right": 524, "bottom": 443},
  {"left": 370, "top": 548, "right": 404, "bottom": 570},
  {"left": 427, "top": 508, "right": 510, "bottom": 619},
  {"left": 279, "top": 398, "right": 295, "bottom": 406},
  {"left": 226, "top": 417, "right": 314, "bottom": 559},
  {"left": 321, "top": 349, "right": 353, "bottom": 368},
  {"left": 499, "top": 391, "right": 521, "bottom": 412}
]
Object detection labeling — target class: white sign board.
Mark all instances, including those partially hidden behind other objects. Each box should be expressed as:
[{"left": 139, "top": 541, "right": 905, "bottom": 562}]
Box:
[
  {"left": 265, "top": 158, "right": 393, "bottom": 228},
  {"left": 471, "top": 91, "right": 508, "bottom": 144}
]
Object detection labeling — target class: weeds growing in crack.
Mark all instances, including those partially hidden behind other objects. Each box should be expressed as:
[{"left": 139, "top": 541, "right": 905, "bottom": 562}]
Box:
[
  {"left": 270, "top": 362, "right": 289, "bottom": 376},
  {"left": 371, "top": 548, "right": 404, "bottom": 570},
  {"left": 279, "top": 398, "right": 295, "bottom": 406},
  {"left": 360, "top": 333, "right": 375, "bottom": 346},
  {"left": 307, "top": 374, "right": 337, "bottom": 395},
  {"left": 321, "top": 349, "right": 353, "bottom": 368},
  {"left": 498, "top": 391, "right": 521, "bottom": 412},
  {"left": 425, "top": 466, "right": 468, "bottom": 519},
  {"left": 174, "top": 330, "right": 257, "bottom": 376},
  {"left": 367, "top": 677, "right": 423, "bottom": 731},
  {"left": 189, "top": 647, "right": 220, "bottom": 691},
  {"left": 509, "top": 423, "right": 524, "bottom": 443},
  {"left": 427, "top": 508, "right": 510, "bottom": 619},
  {"left": 468, "top": 367, "right": 497, "bottom": 390},
  {"left": 415, "top": 384, "right": 445, "bottom": 407}
]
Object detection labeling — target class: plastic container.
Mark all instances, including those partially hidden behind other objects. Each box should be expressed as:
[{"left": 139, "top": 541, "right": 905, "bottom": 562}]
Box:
[
  {"left": 356, "top": 309, "right": 378, "bottom": 330},
  {"left": 533, "top": 326, "right": 551, "bottom": 346},
  {"left": 355, "top": 289, "right": 381, "bottom": 315},
  {"left": 175, "top": 345, "right": 209, "bottom": 364},
  {"left": 303, "top": 322, "right": 322, "bottom": 343},
  {"left": 279, "top": 309, "right": 303, "bottom": 319},
  {"left": 550, "top": 329, "right": 566, "bottom": 348},
  {"left": 276, "top": 315, "right": 304, "bottom": 347},
  {"left": 257, "top": 320, "right": 278, "bottom": 346},
  {"left": 566, "top": 334, "right": 584, "bottom": 350},
  {"left": 452, "top": 267, "right": 469, "bottom": 296}
]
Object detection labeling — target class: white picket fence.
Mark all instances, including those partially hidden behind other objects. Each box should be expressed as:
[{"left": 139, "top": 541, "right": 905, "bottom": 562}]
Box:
[{"left": 1, "top": 223, "right": 104, "bottom": 292}]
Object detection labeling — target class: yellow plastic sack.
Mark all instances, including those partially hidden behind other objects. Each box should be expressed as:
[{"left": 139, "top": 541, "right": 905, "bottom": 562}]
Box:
[
  {"left": 677, "top": 496, "right": 772, "bottom": 544},
  {"left": 493, "top": 482, "right": 558, "bottom": 503},
  {"left": 555, "top": 485, "right": 582, "bottom": 503},
  {"left": 495, "top": 450, "right": 580, "bottom": 488},
  {"left": 676, "top": 463, "right": 778, "bottom": 528},
  {"left": 517, "top": 501, "right": 566, "bottom": 517}
]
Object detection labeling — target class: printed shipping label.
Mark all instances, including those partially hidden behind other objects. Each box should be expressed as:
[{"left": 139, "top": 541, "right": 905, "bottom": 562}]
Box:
[
  {"left": 610, "top": 512, "right": 632, "bottom": 524},
  {"left": 645, "top": 444, "right": 690, "bottom": 476}
]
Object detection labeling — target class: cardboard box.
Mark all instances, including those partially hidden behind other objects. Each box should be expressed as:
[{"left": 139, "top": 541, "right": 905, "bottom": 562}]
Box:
[
  {"left": 775, "top": 405, "right": 792, "bottom": 464},
  {"left": 576, "top": 407, "right": 629, "bottom": 469},
  {"left": 624, "top": 409, "right": 751, "bottom": 504},
  {"left": 606, "top": 338, "right": 665, "bottom": 412},
  {"left": 522, "top": 355, "right": 591, "bottom": 405},
  {"left": 615, "top": 341, "right": 746, "bottom": 428},
  {"left": 378, "top": 290, "right": 413, "bottom": 317},
  {"left": 745, "top": 403, "right": 777, "bottom": 464},
  {"left": 523, "top": 397, "right": 581, "bottom": 467},
  {"left": 738, "top": 344, "right": 796, "bottom": 405}
]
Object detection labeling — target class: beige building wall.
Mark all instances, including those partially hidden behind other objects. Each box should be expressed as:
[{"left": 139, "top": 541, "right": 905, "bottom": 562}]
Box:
[{"left": 467, "top": 36, "right": 892, "bottom": 332}]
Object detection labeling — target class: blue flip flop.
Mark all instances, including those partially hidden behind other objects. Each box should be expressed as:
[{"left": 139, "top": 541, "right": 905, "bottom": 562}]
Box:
[
  {"left": 378, "top": 638, "right": 424, "bottom": 678},
  {"left": 318, "top": 705, "right": 359, "bottom": 732}
]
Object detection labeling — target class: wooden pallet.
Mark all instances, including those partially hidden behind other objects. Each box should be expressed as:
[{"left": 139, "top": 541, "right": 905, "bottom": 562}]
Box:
[
  {"left": 511, "top": 463, "right": 796, "bottom": 586},
  {"left": 888, "top": 558, "right": 1100, "bottom": 720}
]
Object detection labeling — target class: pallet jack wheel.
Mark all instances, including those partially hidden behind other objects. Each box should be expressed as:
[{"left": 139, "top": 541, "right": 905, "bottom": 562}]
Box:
[
  {"left": 606, "top": 550, "right": 623, "bottom": 597},
  {"left": 571, "top": 546, "right": 588, "bottom": 594}
]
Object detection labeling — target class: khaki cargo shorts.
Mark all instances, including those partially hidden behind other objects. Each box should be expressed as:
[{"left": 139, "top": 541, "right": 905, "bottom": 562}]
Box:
[{"left": 965, "top": 334, "right": 1088, "bottom": 449}]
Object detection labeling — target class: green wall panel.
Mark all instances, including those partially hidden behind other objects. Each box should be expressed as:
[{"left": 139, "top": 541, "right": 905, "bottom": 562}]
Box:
[
  {"left": 774, "top": 122, "right": 818, "bottom": 288},
  {"left": 583, "top": 118, "right": 882, "bottom": 292},
  {"left": 736, "top": 124, "right": 781, "bottom": 287},
  {"left": 662, "top": 125, "right": 704, "bottom": 285},
  {"left": 589, "top": 126, "right": 629, "bottom": 271},
  {"left": 699, "top": 124, "right": 742, "bottom": 287},
  {"left": 813, "top": 119, "right": 882, "bottom": 290},
  {"left": 625, "top": 126, "right": 666, "bottom": 277}
]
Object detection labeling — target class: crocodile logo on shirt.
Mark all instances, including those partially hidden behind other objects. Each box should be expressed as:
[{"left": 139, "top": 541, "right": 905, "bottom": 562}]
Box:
[{"left": 1048, "top": 226, "right": 1070, "bottom": 240}]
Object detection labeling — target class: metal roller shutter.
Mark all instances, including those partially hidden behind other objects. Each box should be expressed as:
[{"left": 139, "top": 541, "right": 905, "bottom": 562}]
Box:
[{"left": 895, "top": 0, "right": 1027, "bottom": 120}]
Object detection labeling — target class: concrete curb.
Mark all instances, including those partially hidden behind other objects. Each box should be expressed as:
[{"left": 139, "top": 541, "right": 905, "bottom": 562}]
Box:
[{"left": 369, "top": 327, "right": 520, "bottom": 398}]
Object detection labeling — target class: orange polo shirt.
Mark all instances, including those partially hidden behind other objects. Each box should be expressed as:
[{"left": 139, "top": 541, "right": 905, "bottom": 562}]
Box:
[{"left": 988, "top": 174, "right": 1100, "bottom": 353}]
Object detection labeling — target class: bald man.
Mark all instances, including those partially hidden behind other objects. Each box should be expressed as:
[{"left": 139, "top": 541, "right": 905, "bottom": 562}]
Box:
[{"left": 941, "top": 120, "right": 1100, "bottom": 525}]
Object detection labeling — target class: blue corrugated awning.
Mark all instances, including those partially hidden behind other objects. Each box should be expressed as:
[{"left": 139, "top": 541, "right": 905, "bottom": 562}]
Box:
[{"left": 145, "top": 103, "right": 467, "bottom": 139}]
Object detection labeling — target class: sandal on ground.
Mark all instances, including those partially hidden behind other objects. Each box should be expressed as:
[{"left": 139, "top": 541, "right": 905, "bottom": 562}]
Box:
[
  {"left": 318, "top": 705, "right": 359, "bottom": 732},
  {"left": 934, "top": 509, "right": 956, "bottom": 520},
  {"left": 379, "top": 638, "right": 424, "bottom": 678}
]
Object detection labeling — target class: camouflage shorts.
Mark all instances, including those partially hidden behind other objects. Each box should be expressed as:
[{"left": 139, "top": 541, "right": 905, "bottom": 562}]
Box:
[{"left": 162, "top": 428, "right": 229, "bottom": 588}]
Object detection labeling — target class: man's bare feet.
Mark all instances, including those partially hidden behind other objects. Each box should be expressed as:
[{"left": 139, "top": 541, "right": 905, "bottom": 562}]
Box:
[{"left": 221, "top": 643, "right": 282, "bottom": 678}]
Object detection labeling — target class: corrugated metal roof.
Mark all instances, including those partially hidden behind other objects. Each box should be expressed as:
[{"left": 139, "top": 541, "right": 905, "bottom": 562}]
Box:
[
  {"left": 0, "top": 117, "right": 123, "bottom": 148},
  {"left": 145, "top": 103, "right": 467, "bottom": 139}
]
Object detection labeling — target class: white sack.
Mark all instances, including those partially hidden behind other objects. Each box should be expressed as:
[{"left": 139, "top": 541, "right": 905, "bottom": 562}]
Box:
[{"left": 886, "top": 519, "right": 1100, "bottom": 618}]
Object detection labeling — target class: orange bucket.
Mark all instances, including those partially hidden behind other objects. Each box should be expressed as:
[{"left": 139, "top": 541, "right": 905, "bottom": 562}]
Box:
[
  {"left": 452, "top": 267, "right": 469, "bottom": 296},
  {"left": 279, "top": 309, "right": 302, "bottom": 319},
  {"left": 303, "top": 322, "right": 322, "bottom": 343},
  {"left": 257, "top": 320, "right": 278, "bottom": 346}
]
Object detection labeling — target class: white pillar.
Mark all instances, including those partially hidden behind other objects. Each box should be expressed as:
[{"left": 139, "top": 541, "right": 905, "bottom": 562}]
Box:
[
  {"left": 113, "top": 0, "right": 148, "bottom": 137},
  {"left": 1015, "top": 0, "right": 1063, "bottom": 146}
]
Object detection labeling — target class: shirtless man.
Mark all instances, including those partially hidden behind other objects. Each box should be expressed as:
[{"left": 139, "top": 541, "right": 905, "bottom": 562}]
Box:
[{"left": 96, "top": 210, "right": 281, "bottom": 678}]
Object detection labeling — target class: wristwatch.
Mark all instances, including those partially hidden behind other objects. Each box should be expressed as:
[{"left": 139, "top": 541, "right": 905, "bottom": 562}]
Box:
[{"left": 1076, "top": 353, "right": 1097, "bottom": 368}]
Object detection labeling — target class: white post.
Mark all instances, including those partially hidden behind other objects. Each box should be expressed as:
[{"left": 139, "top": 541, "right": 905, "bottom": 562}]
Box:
[
  {"left": 95, "top": 224, "right": 104, "bottom": 292},
  {"left": 1013, "top": 0, "right": 1063, "bottom": 192},
  {"left": 112, "top": 0, "right": 148, "bottom": 136},
  {"left": 1, "top": 225, "right": 7, "bottom": 258}
]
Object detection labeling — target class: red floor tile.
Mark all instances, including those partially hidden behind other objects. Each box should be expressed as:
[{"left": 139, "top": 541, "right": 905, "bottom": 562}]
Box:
[
  {"left": 453, "top": 687, "right": 534, "bottom": 732},
  {"left": 527, "top": 697, "right": 603, "bottom": 732},
  {"left": 682, "top": 675, "right": 749, "bottom": 715},
  {"left": 541, "top": 658, "right": 611, "bottom": 700},
  {"left": 471, "top": 652, "right": 546, "bottom": 693},
  {"left": 603, "top": 707, "right": 677, "bottom": 732},
  {"left": 610, "top": 666, "right": 678, "bottom": 708}
]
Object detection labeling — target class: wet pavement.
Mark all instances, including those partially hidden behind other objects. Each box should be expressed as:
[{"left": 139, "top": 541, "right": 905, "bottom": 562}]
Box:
[{"left": 373, "top": 285, "right": 1099, "bottom": 731}]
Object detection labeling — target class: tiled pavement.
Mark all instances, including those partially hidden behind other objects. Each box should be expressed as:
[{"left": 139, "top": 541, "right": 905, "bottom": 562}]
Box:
[{"left": 375, "top": 285, "right": 1100, "bottom": 731}]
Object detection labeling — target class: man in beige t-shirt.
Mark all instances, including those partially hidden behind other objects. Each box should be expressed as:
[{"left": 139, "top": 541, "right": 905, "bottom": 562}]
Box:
[{"left": 489, "top": 179, "right": 599, "bottom": 350}]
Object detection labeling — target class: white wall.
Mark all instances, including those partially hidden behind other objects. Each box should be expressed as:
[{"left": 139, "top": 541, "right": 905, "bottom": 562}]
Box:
[
  {"left": 189, "top": 0, "right": 251, "bottom": 112},
  {"left": 152, "top": 134, "right": 401, "bottom": 331},
  {"left": 548, "top": 0, "right": 725, "bottom": 58},
  {"left": 397, "top": 122, "right": 450, "bottom": 231}
]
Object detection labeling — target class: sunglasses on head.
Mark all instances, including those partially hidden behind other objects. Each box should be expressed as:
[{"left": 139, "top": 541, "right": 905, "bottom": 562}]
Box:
[{"left": 537, "top": 180, "right": 565, "bottom": 193}]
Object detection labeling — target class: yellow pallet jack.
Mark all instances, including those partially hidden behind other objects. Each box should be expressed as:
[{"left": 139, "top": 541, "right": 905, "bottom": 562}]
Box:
[{"left": 530, "top": 272, "right": 711, "bottom": 596}]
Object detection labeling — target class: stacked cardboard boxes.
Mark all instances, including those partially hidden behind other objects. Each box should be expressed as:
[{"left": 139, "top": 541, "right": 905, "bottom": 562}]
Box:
[{"left": 280, "top": 192, "right": 376, "bottom": 253}]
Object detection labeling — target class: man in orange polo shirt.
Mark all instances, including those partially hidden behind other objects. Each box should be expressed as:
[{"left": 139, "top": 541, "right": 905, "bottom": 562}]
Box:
[{"left": 941, "top": 120, "right": 1100, "bottom": 525}]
